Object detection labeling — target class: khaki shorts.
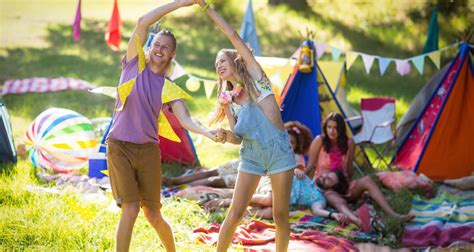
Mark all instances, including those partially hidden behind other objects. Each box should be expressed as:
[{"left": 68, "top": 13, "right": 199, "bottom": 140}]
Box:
[{"left": 107, "top": 138, "right": 162, "bottom": 210}]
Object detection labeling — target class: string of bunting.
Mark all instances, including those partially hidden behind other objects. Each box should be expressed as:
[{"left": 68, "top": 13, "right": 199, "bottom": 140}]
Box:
[
  {"left": 306, "top": 40, "right": 461, "bottom": 76},
  {"left": 169, "top": 60, "right": 217, "bottom": 99}
]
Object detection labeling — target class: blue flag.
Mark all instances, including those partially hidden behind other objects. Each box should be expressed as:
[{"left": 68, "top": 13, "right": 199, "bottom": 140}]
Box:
[{"left": 240, "top": 0, "right": 261, "bottom": 56}]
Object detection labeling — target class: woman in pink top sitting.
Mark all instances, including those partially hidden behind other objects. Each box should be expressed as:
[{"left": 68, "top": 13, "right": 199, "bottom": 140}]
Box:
[{"left": 295, "top": 112, "right": 355, "bottom": 182}]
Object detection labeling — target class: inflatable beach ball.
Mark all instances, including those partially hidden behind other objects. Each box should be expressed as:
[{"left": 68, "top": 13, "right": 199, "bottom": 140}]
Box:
[{"left": 24, "top": 108, "right": 97, "bottom": 173}]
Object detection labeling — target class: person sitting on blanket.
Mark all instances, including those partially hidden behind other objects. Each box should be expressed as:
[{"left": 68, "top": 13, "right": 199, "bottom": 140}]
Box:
[
  {"left": 163, "top": 121, "right": 312, "bottom": 188},
  {"left": 203, "top": 122, "right": 350, "bottom": 225},
  {"left": 316, "top": 170, "right": 415, "bottom": 232}
]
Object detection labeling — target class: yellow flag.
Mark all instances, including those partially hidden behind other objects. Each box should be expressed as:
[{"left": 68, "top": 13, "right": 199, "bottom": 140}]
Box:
[
  {"left": 203, "top": 80, "right": 217, "bottom": 99},
  {"left": 346, "top": 51, "right": 359, "bottom": 70},
  {"left": 428, "top": 51, "right": 441, "bottom": 69}
]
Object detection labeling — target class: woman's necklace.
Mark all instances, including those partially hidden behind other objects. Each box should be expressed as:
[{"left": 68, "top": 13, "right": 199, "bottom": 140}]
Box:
[{"left": 218, "top": 80, "right": 243, "bottom": 105}]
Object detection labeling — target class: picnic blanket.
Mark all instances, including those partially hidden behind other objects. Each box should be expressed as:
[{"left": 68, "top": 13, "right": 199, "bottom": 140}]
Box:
[
  {"left": 290, "top": 210, "right": 386, "bottom": 244},
  {"left": 2, "top": 77, "right": 95, "bottom": 95},
  {"left": 191, "top": 219, "right": 358, "bottom": 251},
  {"left": 402, "top": 185, "right": 474, "bottom": 248}
]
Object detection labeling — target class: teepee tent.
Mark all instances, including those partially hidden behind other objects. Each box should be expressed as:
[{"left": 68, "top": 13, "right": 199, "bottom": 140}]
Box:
[
  {"left": 279, "top": 40, "right": 371, "bottom": 171},
  {"left": 393, "top": 43, "right": 474, "bottom": 180},
  {"left": 255, "top": 56, "right": 361, "bottom": 128},
  {"left": 396, "top": 63, "right": 449, "bottom": 147}
]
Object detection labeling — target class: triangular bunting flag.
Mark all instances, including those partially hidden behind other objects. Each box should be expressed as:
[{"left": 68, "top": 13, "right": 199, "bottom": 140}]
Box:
[
  {"left": 395, "top": 59, "right": 411, "bottom": 76},
  {"left": 291, "top": 48, "right": 300, "bottom": 59},
  {"left": 346, "top": 51, "right": 359, "bottom": 70},
  {"left": 378, "top": 57, "right": 391, "bottom": 76},
  {"left": 428, "top": 50, "right": 441, "bottom": 69},
  {"left": 315, "top": 42, "right": 327, "bottom": 59},
  {"left": 361, "top": 54, "right": 375, "bottom": 74},
  {"left": 105, "top": 0, "right": 121, "bottom": 51},
  {"left": 411, "top": 55, "right": 425, "bottom": 74},
  {"left": 330, "top": 47, "right": 342, "bottom": 62},
  {"left": 203, "top": 80, "right": 216, "bottom": 99},
  {"left": 72, "top": 0, "right": 81, "bottom": 41},
  {"left": 169, "top": 61, "right": 187, "bottom": 81}
]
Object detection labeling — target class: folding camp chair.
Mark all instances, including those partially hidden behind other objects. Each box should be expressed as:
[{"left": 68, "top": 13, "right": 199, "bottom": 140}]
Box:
[{"left": 353, "top": 98, "right": 396, "bottom": 170}]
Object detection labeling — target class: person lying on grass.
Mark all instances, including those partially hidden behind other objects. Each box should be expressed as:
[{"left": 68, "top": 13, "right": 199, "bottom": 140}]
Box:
[
  {"left": 315, "top": 170, "right": 416, "bottom": 232},
  {"left": 163, "top": 121, "right": 312, "bottom": 189},
  {"left": 202, "top": 122, "right": 350, "bottom": 225}
]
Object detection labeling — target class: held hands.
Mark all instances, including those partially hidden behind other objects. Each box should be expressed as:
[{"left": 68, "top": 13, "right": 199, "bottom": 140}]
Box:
[{"left": 208, "top": 128, "right": 227, "bottom": 143}]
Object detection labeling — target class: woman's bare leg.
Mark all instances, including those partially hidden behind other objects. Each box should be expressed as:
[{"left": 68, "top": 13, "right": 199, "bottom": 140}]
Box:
[
  {"left": 188, "top": 176, "right": 227, "bottom": 187},
  {"left": 350, "top": 176, "right": 414, "bottom": 220},
  {"left": 216, "top": 172, "right": 261, "bottom": 252},
  {"left": 270, "top": 169, "right": 294, "bottom": 252},
  {"left": 165, "top": 169, "right": 219, "bottom": 186},
  {"left": 325, "top": 191, "right": 361, "bottom": 226}
]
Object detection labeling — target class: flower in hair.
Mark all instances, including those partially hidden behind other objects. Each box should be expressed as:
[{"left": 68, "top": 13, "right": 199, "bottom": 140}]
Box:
[{"left": 292, "top": 126, "right": 301, "bottom": 134}]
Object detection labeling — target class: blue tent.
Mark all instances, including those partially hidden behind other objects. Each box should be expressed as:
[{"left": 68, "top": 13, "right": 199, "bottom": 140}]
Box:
[
  {"left": 280, "top": 41, "right": 321, "bottom": 136},
  {"left": 280, "top": 40, "right": 372, "bottom": 171}
]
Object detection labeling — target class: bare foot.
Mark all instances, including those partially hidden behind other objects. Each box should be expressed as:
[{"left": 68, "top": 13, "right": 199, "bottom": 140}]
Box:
[
  {"left": 400, "top": 213, "right": 415, "bottom": 222},
  {"left": 203, "top": 198, "right": 231, "bottom": 211},
  {"left": 162, "top": 177, "right": 174, "bottom": 187}
]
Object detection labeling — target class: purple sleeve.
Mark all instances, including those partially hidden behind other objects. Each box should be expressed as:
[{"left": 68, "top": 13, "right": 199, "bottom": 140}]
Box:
[
  {"left": 121, "top": 55, "right": 139, "bottom": 72},
  {"left": 118, "top": 55, "right": 139, "bottom": 86}
]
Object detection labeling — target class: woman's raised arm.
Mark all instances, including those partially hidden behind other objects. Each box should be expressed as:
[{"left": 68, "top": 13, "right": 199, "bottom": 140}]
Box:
[{"left": 198, "top": 0, "right": 263, "bottom": 80}]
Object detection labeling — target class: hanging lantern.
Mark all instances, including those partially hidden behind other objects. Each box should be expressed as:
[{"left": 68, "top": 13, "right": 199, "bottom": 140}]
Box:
[{"left": 298, "top": 41, "right": 314, "bottom": 73}]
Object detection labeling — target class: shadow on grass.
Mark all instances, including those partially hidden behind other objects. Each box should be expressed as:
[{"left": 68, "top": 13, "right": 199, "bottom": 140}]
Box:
[{"left": 0, "top": 163, "right": 16, "bottom": 176}]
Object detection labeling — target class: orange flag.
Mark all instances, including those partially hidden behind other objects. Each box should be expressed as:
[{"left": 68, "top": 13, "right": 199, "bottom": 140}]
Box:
[{"left": 105, "top": 0, "right": 121, "bottom": 51}]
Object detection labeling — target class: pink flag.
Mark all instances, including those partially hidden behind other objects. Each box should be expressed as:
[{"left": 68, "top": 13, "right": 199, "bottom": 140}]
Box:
[
  {"left": 72, "top": 0, "right": 81, "bottom": 41},
  {"left": 105, "top": 0, "right": 121, "bottom": 51}
]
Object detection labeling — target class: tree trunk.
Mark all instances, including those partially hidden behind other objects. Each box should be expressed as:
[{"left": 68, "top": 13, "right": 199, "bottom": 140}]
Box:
[{"left": 268, "top": 0, "right": 309, "bottom": 11}]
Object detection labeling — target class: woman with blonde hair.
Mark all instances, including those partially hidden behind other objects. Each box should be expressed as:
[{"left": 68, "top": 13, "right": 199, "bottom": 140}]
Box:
[{"left": 196, "top": 1, "right": 297, "bottom": 251}]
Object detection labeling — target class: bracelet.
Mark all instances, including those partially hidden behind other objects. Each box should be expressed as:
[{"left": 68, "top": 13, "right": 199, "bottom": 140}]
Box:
[
  {"left": 201, "top": 3, "right": 210, "bottom": 12},
  {"left": 328, "top": 211, "right": 335, "bottom": 219}
]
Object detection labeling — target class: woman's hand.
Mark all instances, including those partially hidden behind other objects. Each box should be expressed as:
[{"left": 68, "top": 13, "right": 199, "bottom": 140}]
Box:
[
  {"left": 294, "top": 168, "right": 306, "bottom": 180},
  {"left": 333, "top": 213, "right": 349, "bottom": 226}
]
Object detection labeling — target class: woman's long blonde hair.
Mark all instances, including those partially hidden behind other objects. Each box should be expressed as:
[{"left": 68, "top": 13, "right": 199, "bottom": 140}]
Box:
[{"left": 209, "top": 49, "right": 262, "bottom": 126}]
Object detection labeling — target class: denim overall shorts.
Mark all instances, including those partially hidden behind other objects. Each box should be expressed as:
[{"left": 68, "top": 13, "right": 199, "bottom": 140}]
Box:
[{"left": 234, "top": 102, "right": 296, "bottom": 176}]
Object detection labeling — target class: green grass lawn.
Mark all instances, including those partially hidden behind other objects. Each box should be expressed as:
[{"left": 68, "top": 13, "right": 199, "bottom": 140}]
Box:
[{"left": 0, "top": 0, "right": 470, "bottom": 250}]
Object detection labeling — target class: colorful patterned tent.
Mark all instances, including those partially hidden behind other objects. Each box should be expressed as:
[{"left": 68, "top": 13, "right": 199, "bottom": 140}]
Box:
[{"left": 393, "top": 43, "right": 474, "bottom": 180}]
